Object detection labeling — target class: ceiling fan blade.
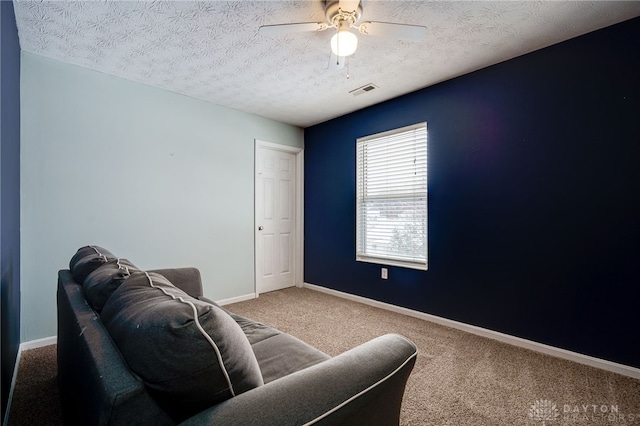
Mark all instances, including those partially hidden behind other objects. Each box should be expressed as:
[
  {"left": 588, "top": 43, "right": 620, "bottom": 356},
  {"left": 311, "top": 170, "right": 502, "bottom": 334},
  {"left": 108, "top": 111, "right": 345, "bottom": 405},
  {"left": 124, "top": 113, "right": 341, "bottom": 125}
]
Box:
[
  {"left": 259, "top": 22, "right": 327, "bottom": 36},
  {"left": 339, "top": 0, "right": 360, "bottom": 13},
  {"left": 328, "top": 52, "right": 346, "bottom": 70},
  {"left": 358, "top": 21, "right": 427, "bottom": 41}
]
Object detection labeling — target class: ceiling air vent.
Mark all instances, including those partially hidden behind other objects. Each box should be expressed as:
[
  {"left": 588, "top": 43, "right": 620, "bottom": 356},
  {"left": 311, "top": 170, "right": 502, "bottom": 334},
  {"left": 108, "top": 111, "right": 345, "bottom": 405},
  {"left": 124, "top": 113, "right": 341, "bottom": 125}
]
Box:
[{"left": 349, "top": 84, "right": 379, "bottom": 97}]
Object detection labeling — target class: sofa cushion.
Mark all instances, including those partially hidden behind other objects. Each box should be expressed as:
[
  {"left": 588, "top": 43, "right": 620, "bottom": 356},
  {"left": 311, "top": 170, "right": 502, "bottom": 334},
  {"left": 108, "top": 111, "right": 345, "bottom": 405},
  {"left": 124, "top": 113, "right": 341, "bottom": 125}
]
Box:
[
  {"left": 227, "top": 312, "right": 281, "bottom": 345},
  {"left": 250, "top": 333, "right": 330, "bottom": 384},
  {"left": 219, "top": 310, "right": 329, "bottom": 382},
  {"left": 100, "top": 271, "right": 264, "bottom": 422},
  {"left": 83, "top": 258, "right": 138, "bottom": 312},
  {"left": 69, "top": 245, "right": 116, "bottom": 283}
]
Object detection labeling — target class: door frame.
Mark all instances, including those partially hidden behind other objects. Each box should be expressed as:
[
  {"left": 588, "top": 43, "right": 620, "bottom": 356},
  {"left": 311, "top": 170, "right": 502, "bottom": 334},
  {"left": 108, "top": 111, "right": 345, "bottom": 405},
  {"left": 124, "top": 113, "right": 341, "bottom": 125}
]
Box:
[{"left": 254, "top": 139, "right": 304, "bottom": 296}]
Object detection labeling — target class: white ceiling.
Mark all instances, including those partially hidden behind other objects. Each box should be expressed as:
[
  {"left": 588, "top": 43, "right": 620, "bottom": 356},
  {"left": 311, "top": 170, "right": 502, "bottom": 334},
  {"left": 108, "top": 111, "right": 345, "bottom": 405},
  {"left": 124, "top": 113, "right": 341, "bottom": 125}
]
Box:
[{"left": 13, "top": 1, "right": 640, "bottom": 128}]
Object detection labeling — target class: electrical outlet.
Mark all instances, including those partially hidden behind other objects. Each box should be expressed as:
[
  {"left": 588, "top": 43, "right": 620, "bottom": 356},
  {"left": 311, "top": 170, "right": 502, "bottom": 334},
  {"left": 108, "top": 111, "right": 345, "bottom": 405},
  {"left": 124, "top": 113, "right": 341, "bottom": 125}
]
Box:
[{"left": 381, "top": 268, "right": 388, "bottom": 279}]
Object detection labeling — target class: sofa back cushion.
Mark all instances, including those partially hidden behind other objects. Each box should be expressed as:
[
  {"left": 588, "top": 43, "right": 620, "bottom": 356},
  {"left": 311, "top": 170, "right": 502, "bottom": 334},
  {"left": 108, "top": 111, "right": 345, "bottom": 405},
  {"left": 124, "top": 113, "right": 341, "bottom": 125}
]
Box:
[
  {"left": 83, "top": 258, "right": 138, "bottom": 312},
  {"left": 69, "top": 245, "right": 116, "bottom": 282},
  {"left": 100, "top": 271, "right": 263, "bottom": 422}
]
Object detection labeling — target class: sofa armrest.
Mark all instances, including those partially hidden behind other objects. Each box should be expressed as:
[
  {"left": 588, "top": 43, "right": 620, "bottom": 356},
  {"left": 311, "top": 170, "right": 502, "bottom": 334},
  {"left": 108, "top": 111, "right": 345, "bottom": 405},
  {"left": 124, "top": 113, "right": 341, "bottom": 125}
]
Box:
[
  {"left": 57, "top": 270, "right": 174, "bottom": 426},
  {"left": 148, "top": 267, "right": 203, "bottom": 297},
  {"left": 179, "top": 334, "right": 417, "bottom": 426}
]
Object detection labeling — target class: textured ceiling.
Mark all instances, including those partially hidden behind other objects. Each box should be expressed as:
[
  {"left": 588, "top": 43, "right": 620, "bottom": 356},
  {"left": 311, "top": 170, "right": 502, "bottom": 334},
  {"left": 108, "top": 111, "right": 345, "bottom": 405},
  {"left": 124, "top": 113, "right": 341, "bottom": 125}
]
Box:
[{"left": 13, "top": 1, "right": 640, "bottom": 128}]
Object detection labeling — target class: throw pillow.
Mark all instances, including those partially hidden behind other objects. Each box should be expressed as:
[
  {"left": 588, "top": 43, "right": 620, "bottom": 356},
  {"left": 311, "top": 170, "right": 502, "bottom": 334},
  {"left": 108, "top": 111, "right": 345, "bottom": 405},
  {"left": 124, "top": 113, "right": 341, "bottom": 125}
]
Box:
[
  {"left": 100, "top": 271, "right": 263, "bottom": 422},
  {"left": 83, "top": 258, "right": 138, "bottom": 312},
  {"left": 69, "top": 245, "right": 116, "bottom": 283}
]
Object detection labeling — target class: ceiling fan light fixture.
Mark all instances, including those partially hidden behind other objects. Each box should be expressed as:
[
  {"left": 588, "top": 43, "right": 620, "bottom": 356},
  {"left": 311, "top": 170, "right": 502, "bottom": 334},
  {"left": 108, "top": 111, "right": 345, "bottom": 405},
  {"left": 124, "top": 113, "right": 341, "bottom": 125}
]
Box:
[{"left": 330, "top": 30, "right": 358, "bottom": 57}]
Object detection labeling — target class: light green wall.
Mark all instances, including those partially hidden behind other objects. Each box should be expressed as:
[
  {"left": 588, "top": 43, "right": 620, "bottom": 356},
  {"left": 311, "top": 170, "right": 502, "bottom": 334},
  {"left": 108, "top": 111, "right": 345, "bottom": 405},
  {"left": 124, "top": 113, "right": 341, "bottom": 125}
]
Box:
[{"left": 20, "top": 52, "right": 303, "bottom": 342}]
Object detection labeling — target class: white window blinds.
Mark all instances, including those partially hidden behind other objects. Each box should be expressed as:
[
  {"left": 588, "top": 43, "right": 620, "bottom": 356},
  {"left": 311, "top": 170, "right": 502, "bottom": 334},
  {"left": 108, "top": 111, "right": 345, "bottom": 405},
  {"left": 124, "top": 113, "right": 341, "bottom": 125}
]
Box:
[{"left": 356, "top": 122, "right": 428, "bottom": 270}]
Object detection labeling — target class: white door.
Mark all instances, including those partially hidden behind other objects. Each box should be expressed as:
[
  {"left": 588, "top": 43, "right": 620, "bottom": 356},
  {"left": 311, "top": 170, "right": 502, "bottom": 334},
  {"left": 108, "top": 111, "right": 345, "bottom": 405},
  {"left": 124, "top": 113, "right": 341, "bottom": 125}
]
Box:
[{"left": 255, "top": 145, "right": 296, "bottom": 294}]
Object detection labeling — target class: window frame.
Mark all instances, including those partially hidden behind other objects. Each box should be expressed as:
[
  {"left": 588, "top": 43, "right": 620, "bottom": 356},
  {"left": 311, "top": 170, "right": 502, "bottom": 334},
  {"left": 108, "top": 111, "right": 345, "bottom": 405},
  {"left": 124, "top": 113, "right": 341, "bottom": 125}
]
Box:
[{"left": 355, "top": 122, "right": 428, "bottom": 271}]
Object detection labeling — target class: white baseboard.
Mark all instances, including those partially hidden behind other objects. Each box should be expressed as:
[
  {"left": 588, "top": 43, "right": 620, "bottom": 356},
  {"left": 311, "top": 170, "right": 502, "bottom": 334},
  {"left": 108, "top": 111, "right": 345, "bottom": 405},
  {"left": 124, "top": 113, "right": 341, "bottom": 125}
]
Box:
[
  {"left": 19, "top": 336, "right": 57, "bottom": 351},
  {"left": 303, "top": 282, "right": 640, "bottom": 380},
  {"left": 216, "top": 292, "right": 257, "bottom": 306}
]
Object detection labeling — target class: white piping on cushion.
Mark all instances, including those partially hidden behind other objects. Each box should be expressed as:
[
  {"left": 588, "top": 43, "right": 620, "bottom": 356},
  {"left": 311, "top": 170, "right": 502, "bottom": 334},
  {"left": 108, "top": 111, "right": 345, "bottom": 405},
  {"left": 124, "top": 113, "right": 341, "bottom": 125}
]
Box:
[
  {"left": 88, "top": 245, "right": 108, "bottom": 262},
  {"left": 116, "top": 258, "right": 130, "bottom": 275},
  {"left": 302, "top": 348, "right": 418, "bottom": 426},
  {"left": 143, "top": 271, "right": 236, "bottom": 397}
]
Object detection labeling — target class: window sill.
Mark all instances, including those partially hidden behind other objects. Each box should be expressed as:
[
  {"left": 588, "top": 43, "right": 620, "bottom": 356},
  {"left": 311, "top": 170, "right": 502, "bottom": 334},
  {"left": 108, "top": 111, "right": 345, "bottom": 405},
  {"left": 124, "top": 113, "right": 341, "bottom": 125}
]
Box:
[{"left": 356, "top": 256, "right": 428, "bottom": 271}]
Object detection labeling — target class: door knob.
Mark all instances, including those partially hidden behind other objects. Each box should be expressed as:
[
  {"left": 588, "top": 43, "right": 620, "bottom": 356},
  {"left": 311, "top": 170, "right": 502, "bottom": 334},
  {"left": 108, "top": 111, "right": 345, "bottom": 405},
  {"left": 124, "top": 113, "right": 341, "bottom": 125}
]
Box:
[{"left": 258, "top": 226, "right": 264, "bottom": 231}]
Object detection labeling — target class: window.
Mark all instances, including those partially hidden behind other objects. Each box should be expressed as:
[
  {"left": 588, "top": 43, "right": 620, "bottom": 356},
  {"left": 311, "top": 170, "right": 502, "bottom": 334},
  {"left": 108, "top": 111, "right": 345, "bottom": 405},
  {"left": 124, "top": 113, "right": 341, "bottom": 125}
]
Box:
[{"left": 356, "top": 122, "right": 428, "bottom": 270}]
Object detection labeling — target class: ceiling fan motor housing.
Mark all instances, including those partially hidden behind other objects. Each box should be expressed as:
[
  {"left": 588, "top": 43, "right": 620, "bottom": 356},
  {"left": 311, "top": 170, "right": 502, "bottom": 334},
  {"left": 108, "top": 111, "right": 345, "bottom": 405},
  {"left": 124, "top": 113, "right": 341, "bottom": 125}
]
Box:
[{"left": 325, "top": 0, "right": 363, "bottom": 26}]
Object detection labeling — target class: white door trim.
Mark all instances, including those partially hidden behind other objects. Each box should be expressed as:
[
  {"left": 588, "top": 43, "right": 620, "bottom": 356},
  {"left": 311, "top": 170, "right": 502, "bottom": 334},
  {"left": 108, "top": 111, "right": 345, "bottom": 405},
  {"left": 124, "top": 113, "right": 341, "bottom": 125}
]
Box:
[{"left": 254, "top": 140, "right": 304, "bottom": 295}]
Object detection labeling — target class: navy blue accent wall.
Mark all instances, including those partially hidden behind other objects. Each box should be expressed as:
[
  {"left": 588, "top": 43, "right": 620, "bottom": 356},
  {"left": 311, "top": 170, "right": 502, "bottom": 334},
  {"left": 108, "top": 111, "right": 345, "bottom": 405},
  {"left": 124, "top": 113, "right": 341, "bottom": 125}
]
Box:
[
  {"left": 1, "top": 0, "right": 21, "bottom": 420},
  {"left": 304, "top": 17, "right": 640, "bottom": 368}
]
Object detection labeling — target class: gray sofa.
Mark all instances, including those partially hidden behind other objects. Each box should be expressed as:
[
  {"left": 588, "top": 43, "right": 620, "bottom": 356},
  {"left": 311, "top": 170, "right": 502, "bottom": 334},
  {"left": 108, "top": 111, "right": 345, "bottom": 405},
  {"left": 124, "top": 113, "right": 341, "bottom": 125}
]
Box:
[{"left": 57, "top": 246, "right": 417, "bottom": 425}]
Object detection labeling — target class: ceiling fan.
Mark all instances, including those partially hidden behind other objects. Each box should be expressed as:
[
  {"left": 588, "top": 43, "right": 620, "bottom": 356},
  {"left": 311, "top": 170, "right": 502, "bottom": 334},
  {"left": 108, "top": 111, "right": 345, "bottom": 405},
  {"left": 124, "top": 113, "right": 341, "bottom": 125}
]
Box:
[{"left": 259, "top": 0, "right": 427, "bottom": 68}]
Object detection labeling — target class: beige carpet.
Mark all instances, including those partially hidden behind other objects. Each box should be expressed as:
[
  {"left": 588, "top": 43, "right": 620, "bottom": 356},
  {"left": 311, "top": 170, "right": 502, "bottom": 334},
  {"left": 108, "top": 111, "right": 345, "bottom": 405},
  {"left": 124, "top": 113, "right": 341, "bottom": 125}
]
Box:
[
  {"left": 225, "top": 287, "right": 640, "bottom": 426},
  {"left": 7, "top": 286, "right": 640, "bottom": 425},
  {"left": 7, "top": 344, "right": 62, "bottom": 426}
]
